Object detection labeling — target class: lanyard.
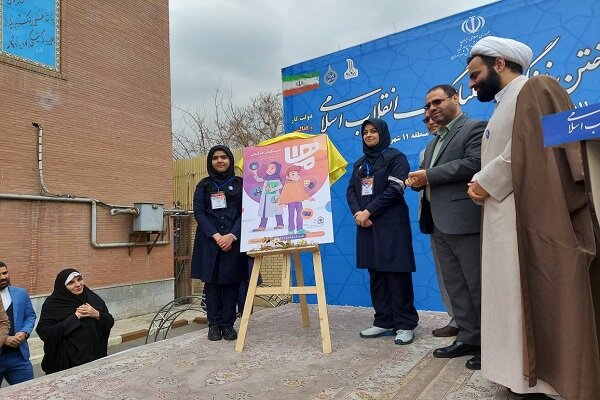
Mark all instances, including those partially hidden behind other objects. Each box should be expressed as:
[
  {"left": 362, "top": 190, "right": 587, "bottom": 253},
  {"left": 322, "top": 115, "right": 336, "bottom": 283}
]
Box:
[
  {"left": 363, "top": 148, "right": 387, "bottom": 177},
  {"left": 365, "top": 161, "right": 371, "bottom": 177},
  {"left": 213, "top": 177, "right": 234, "bottom": 192}
]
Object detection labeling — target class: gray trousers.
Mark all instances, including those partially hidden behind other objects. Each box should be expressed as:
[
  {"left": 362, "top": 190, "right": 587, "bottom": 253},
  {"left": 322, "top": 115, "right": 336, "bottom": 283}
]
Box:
[
  {"left": 430, "top": 238, "right": 457, "bottom": 328},
  {"left": 432, "top": 227, "right": 481, "bottom": 345}
]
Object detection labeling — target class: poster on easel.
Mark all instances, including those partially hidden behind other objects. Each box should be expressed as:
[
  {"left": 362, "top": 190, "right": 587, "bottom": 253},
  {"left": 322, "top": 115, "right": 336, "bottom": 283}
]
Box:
[{"left": 241, "top": 134, "right": 334, "bottom": 251}]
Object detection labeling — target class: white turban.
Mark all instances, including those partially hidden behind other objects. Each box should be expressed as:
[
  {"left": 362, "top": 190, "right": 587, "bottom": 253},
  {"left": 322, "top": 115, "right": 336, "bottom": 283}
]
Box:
[{"left": 470, "top": 36, "right": 533, "bottom": 70}]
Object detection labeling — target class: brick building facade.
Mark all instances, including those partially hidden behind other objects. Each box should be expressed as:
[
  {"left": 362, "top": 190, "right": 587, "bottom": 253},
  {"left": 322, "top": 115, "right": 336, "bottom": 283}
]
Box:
[{"left": 0, "top": 1, "right": 173, "bottom": 318}]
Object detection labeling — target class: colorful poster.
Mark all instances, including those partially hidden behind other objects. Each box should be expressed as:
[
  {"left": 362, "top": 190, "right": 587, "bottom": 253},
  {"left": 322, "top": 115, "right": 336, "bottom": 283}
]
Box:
[{"left": 241, "top": 135, "right": 334, "bottom": 251}]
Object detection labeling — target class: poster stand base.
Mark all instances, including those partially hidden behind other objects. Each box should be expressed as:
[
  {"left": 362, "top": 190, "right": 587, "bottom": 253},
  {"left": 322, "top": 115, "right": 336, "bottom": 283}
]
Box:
[{"left": 235, "top": 244, "right": 332, "bottom": 353}]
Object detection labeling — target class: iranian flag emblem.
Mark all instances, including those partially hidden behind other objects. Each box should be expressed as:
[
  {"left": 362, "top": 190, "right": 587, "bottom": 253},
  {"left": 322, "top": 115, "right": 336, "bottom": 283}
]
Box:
[{"left": 282, "top": 72, "right": 320, "bottom": 97}]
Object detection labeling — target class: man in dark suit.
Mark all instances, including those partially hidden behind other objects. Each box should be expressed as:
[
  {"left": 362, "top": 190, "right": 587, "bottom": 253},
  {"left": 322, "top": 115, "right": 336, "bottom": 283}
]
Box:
[
  {"left": 0, "top": 261, "right": 37, "bottom": 385},
  {"left": 406, "top": 84, "right": 485, "bottom": 370}
]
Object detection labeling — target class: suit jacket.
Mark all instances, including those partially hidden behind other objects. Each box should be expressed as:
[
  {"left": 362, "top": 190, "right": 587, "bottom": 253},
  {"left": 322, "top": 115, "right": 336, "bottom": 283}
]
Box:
[
  {"left": 418, "top": 113, "right": 485, "bottom": 235},
  {"left": 0, "top": 286, "right": 37, "bottom": 360},
  {"left": 0, "top": 296, "right": 8, "bottom": 346}
]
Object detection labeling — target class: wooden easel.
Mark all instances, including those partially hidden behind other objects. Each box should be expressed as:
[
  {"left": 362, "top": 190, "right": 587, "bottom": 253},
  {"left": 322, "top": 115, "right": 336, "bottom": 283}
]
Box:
[{"left": 235, "top": 244, "right": 332, "bottom": 353}]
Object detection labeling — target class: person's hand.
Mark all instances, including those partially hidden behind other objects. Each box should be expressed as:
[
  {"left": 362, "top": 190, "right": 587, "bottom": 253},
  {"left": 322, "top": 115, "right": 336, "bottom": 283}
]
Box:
[
  {"left": 406, "top": 170, "right": 428, "bottom": 188},
  {"left": 215, "top": 233, "right": 235, "bottom": 252},
  {"left": 3, "top": 332, "right": 27, "bottom": 348},
  {"left": 363, "top": 219, "right": 373, "bottom": 228},
  {"left": 354, "top": 210, "right": 371, "bottom": 227},
  {"left": 467, "top": 180, "right": 489, "bottom": 202},
  {"left": 212, "top": 233, "right": 223, "bottom": 244},
  {"left": 77, "top": 303, "right": 100, "bottom": 320}
]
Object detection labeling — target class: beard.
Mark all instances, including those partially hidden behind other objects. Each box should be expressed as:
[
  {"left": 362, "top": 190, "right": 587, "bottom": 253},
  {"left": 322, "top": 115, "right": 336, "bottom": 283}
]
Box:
[{"left": 476, "top": 67, "right": 502, "bottom": 102}]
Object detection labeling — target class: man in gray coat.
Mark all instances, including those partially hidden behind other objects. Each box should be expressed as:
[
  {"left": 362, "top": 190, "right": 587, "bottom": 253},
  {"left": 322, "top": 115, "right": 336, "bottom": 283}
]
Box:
[{"left": 406, "top": 84, "right": 485, "bottom": 370}]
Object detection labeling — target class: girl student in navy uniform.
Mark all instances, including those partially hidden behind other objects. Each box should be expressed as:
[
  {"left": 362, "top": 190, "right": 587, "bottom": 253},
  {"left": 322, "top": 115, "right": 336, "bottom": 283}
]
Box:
[
  {"left": 191, "top": 145, "right": 249, "bottom": 341},
  {"left": 346, "top": 118, "right": 419, "bottom": 345}
]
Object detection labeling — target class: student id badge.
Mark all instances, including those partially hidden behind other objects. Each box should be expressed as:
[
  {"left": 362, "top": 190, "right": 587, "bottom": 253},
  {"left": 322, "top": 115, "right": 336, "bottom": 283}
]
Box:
[
  {"left": 361, "top": 177, "right": 374, "bottom": 196},
  {"left": 210, "top": 191, "right": 227, "bottom": 209}
]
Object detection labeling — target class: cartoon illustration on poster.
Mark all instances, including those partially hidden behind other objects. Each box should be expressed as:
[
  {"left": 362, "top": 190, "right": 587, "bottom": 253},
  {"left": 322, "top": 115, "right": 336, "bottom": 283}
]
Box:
[{"left": 241, "top": 135, "right": 334, "bottom": 251}]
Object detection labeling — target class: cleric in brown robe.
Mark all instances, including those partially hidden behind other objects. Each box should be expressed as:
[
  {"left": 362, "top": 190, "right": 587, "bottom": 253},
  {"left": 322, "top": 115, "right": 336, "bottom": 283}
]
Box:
[
  {"left": 512, "top": 76, "right": 600, "bottom": 399},
  {"left": 467, "top": 35, "right": 600, "bottom": 399}
]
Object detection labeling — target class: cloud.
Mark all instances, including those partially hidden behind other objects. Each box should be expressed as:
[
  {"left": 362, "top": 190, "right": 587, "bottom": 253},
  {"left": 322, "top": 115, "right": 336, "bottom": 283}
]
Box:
[{"left": 169, "top": 0, "right": 497, "bottom": 111}]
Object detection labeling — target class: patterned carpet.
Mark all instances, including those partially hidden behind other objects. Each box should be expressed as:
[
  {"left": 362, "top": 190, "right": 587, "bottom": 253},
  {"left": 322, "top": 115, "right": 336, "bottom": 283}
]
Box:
[{"left": 3, "top": 304, "right": 510, "bottom": 399}]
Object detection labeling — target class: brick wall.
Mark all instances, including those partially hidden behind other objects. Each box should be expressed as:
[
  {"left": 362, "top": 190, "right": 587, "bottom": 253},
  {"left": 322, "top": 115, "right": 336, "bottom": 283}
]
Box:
[{"left": 0, "top": 0, "right": 172, "bottom": 297}]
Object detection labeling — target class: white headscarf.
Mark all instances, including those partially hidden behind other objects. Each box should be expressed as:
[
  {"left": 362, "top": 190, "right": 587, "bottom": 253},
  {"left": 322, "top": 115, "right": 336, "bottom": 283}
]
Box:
[{"left": 470, "top": 36, "right": 533, "bottom": 70}]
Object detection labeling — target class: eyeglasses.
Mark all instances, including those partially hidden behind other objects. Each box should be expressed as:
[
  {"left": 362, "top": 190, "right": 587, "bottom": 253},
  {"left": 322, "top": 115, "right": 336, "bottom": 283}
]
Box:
[{"left": 423, "top": 96, "right": 451, "bottom": 111}]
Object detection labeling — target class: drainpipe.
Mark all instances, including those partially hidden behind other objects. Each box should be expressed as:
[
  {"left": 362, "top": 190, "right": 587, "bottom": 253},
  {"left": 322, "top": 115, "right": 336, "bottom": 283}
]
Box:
[{"left": 32, "top": 123, "right": 51, "bottom": 196}]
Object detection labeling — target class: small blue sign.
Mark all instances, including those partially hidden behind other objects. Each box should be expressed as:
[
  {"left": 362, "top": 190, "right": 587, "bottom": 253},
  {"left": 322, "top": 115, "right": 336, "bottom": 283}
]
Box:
[
  {"left": 542, "top": 102, "right": 600, "bottom": 147},
  {"left": 1, "top": 0, "right": 59, "bottom": 70}
]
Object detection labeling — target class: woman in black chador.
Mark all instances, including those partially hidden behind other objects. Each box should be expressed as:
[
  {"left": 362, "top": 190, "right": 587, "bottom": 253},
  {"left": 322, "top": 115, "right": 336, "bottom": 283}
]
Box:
[
  {"left": 36, "top": 268, "right": 114, "bottom": 374},
  {"left": 346, "top": 118, "right": 419, "bottom": 345},
  {"left": 191, "top": 145, "right": 248, "bottom": 342}
]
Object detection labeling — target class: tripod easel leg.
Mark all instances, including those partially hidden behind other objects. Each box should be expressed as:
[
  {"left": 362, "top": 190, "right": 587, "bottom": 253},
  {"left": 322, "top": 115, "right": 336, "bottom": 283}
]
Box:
[
  {"left": 313, "top": 249, "right": 332, "bottom": 353},
  {"left": 235, "top": 255, "right": 262, "bottom": 352},
  {"left": 293, "top": 251, "right": 310, "bottom": 328}
]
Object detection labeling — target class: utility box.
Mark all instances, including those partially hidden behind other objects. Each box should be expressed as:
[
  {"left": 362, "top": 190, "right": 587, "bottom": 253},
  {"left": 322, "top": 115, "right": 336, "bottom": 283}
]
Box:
[{"left": 133, "top": 203, "right": 164, "bottom": 232}]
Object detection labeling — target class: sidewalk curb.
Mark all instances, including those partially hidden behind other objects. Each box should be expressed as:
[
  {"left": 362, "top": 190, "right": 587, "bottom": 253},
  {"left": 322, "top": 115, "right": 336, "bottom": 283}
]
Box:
[{"left": 30, "top": 316, "right": 208, "bottom": 365}]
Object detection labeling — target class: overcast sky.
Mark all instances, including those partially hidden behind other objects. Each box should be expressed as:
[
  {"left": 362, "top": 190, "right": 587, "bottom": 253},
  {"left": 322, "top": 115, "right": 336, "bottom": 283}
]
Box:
[{"left": 168, "top": 0, "right": 497, "bottom": 114}]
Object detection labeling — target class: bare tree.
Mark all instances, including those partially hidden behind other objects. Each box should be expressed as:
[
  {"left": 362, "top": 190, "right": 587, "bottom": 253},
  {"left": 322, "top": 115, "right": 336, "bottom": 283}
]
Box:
[{"left": 172, "top": 88, "right": 284, "bottom": 159}]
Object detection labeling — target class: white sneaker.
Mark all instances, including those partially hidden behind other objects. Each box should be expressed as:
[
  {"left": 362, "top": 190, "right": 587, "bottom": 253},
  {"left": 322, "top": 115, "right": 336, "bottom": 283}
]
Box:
[
  {"left": 394, "top": 329, "right": 414, "bottom": 345},
  {"left": 360, "top": 326, "right": 395, "bottom": 338}
]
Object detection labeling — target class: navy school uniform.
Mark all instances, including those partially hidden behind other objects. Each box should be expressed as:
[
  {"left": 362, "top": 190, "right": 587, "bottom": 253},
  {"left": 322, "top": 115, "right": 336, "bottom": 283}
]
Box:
[
  {"left": 346, "top": 117, "right": 418, "bottom": 331},
  {"left": 347, "top": 150, "right": 416, "bottom": 273},
  {"left": 191, "top": 175, "right": 249, "bottom": 328}
]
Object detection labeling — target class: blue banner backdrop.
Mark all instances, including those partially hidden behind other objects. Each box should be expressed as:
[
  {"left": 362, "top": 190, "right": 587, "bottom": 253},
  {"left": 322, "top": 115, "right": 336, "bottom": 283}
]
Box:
[
  {"left": 282, "top": 0, "right": 600, "bottom": 310},
  {"left": 1, "top": 0, "right": 60, "bottom": 70}
]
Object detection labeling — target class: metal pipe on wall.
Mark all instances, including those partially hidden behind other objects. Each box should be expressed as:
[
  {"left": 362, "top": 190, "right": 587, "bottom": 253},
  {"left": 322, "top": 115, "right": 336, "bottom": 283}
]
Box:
[
  {"left": 0, "top": 194, "right": 170, "bottom": 248},
  {"left": 32, "top": 122, "right": 51, "bottom": 196},
  {"left": 110, "top": 207, "right": 140, "bottom": 216}
]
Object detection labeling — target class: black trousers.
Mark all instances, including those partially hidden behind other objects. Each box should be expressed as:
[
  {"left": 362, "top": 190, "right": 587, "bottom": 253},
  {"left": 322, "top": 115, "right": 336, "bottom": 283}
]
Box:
[
  {"left": 204, "top": 282, "right": 239, "bottom": 327},
  {"left": 369, "top": 269, "right": 419, "bottom": 331}
]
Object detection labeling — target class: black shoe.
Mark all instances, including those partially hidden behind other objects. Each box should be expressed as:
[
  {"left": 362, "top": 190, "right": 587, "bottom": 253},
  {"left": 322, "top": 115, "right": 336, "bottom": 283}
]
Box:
[
  {"left": 208, "top": 325, "right": 222, "bottom": 341},
  {"left": 433, "top": 341, "right": 480, "bottom": 358},
  {"left": 222, "top": 326, "right": 238, "bottom": 341},
  {"left": 507, "top": 389, "right": 554, "bottom": 399},
  {"left": 465, "top": 353, "right": 481, "bottom": 370}
]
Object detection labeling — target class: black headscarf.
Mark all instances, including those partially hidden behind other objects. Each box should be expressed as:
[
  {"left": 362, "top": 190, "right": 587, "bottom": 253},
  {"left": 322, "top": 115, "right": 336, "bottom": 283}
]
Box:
[
  {"left": 361, "top": 118, "right": 391, "bottom": 164},
  {"left": 36, "top": 268, "right": 114, "bottom": 374},
  {"left": 207, "top": 145, "right": 235, "bottom": 186},
  {"left": 260, "top": 161, "right": 283, "bottom": 187},
  {"left": 43, "top": 269, "right": 89, "bottom": 313}
]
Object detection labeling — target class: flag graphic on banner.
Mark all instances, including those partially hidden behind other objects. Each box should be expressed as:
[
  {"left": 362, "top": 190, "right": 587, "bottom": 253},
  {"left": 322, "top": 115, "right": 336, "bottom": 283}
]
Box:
[{"left": 282, "top": 72, "right": 320, "bottom": 97}]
